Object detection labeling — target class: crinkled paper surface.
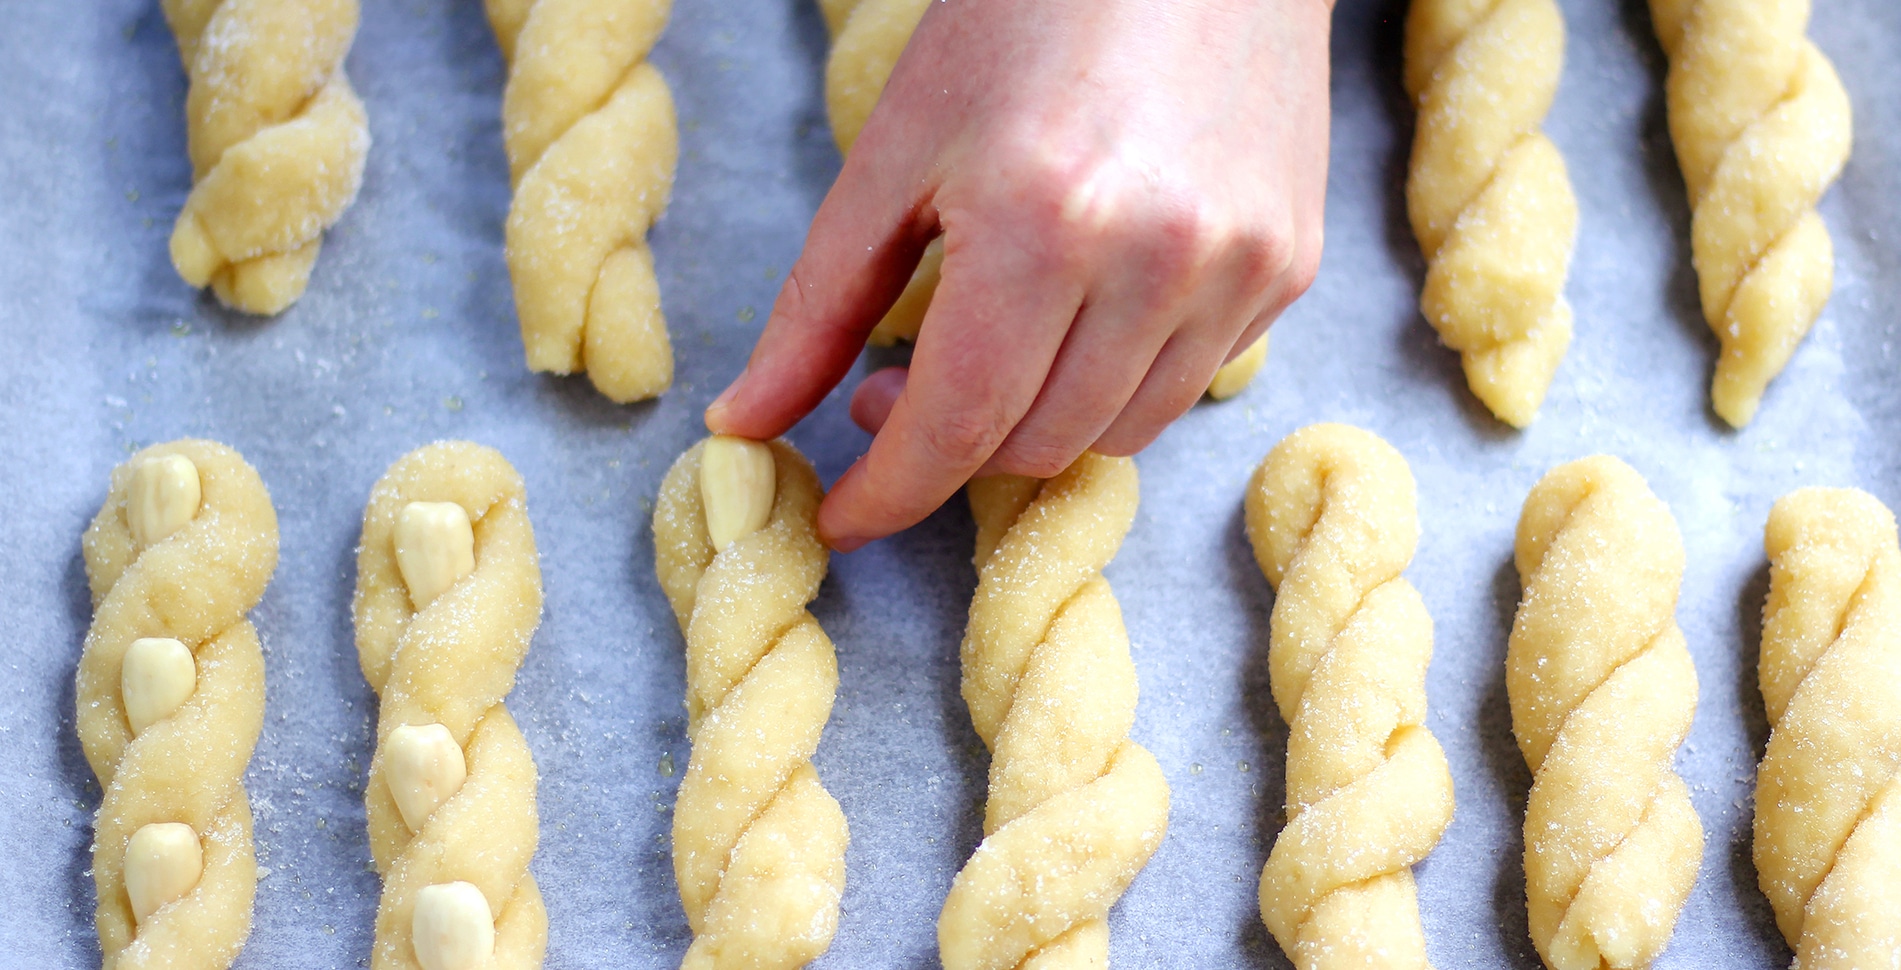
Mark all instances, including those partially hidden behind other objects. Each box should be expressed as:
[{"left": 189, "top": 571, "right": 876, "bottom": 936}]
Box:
[{"left": 3, "top": 0, "right": 1898, "bottom": 966}]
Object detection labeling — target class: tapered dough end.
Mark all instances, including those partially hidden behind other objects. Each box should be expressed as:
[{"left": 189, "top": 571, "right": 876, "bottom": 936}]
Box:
[
  {"left": 583, "top": 244, "right": 673, "bottom": 402},
  {"left": 1463, "top": 297, "right": 1572, "bottom": 429},
  {"left": 1710, "top": 212, "right": 1834, "bottom": 428},
  {"left": 210, "top": 242, "right": 322, "bottom": 317},
  {"left": 1207, "top": 334, "right": 1271, "bottom": 401}
]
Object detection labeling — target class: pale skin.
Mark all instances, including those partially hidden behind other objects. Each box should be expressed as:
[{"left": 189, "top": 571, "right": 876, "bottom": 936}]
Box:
[{"left": 706, "top": 0, "right": 1333, "bottom": 550}]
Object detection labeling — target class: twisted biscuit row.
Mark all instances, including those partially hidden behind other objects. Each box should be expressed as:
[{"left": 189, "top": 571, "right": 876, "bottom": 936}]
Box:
[
  {"left": 1649, "top": 0, "right": 1852, "bottom": 428},
  {"left": 1510, "top": 456, "right": 1703, "bottom": 970},
  {"left": 942, "top": 453, "right": 1170, "bottom": 970},
  {"left": 1757, "top": 489, "right": 1901, "bottom": 969},
  {"left": 1404, "top": 0, "right": 1577, "bottom": 428},
  {"left": 487, "top": 0, "right": 680, "bottom": 403},
  {"left": 654, "top": 437, "right": 849, "bottom": 970},
  {"left": 162, "top": 0, "right": 369, "bottom": 315},
  {"left": 354, "top": 442, "right": 548, "bottom": 970},
  {"left": 1247, "top": 425, "right": 1453, "bottom": 970},
  {"left": 79, "top": 441, "right": 279, "bottom": 969}
]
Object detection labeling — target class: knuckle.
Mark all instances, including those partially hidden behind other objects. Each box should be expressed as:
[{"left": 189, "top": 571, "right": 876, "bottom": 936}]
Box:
[
  {"left": 918, "top": 403, "right": 1015, "bottom": 470},
  {"left": 1232, "top": 220, "right": 1299, "bottom": 299},
  {"left": 990, "top": 436, "right": 1077, "bottom": 479}
]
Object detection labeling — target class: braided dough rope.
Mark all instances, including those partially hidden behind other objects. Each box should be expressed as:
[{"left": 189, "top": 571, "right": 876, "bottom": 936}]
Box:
[
  {"left": 940, "top": 453, "right": 1170, "bottom": 970},
  {"left": 354, "top": 442, "right": 547, "bottom": 970},
  {"left": 1756, "top": 488, "right": 1901, "bottom": 968},
  {"left": 485, "top": 0, "right": 679, "bottom": 403},
  {"left": 1509, "top": 456, "right": 1703, "bottom": 970},
  {"left": 653, "top": 437, "right": 848, "bottom": 970},
  {"left": 821, "top": 0, "right": 1271, "bottom": 398},
  {"left": 1648, "top": 0, "right": 1852, "bottom": 428},
  {"left": 1244, "top": 424, "right": 1453, "bottom": 970},
  {"left": 79, "top": 440, "right": 278, "bottom": 969},
  {"left": 161, "top": 0, "right": 369, "bottom": 315},
  {"left": 1403, "top": 0, "right": 1578, "bottom": 428}
]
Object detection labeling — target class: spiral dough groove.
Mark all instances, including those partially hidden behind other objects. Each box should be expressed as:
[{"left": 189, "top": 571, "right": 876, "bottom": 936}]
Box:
[
  {"left": 161, "top": 0, "right": 369, "bottom": 315},
  {"left": 939, "top": 453, "right": 1170, "bottom": 970},
  {"left": 487, "top": 0, "right": 680, "bottom": 402},
  {"left": 79, "top": 440, "right": 278, "bottom": 969},
  {"left": 653, "top": 438, "right": 848, "bottom": 970},
  {"left": 1245, "top": 424, "right": 1453, "bottom": 970},
  {"left": 1509, "top": 456, "right": 1703, "bottom": 970},
  {"left": 1403, "top": 0, "right": 1578, "bottom": 428},
  {"left": 1756, "top": 488, "right": 1901, "bottom": 969},
  {"left": 354, "top": 442, "right": 547, "bottom": 970},
  {"left": 1648, "top": 0, "right": 1852, "bottom": 427}
]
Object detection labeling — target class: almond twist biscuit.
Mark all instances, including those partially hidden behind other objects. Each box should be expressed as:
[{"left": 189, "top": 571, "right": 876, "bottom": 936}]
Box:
[
  {"left": 1755, "top": 488, "right": 1901, "bottom": 968},
  {"left": 1509, "top": 456, "right": 1703, "bottom": 970},
  {"left": 939, "top": 453, "right": 1170, "bottom": 970},
  {"left": 354, "top": 442, "right": 546, "bottom": 970},
  {"left": 78, "top": 440, "right": 278, "bottom": 969},
  {"left": 161, "top": 0, "right": 369, "bottom": 315},
  {"left": 1403, "top": 0, "right": 1578, "bottom": 428},
  {"left": 1244, "top": 424, "right": 1453, "bottom": 970},
  {"left": 821, "top": 0, "right": 1272, "bottom": 397},
  {"left": 653, "top": 436, "right": 848, "bottom": 970},
  {"left": 485, "top": 0, "right": 679, "bottom": 403},
  {"left": 1648, "top": 0, "right": 1852, "bottom": 428}
]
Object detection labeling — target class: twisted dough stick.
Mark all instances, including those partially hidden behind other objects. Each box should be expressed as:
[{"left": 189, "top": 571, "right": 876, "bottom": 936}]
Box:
[
  {"left": 354, "top": 442, "right": 546, "bottom": 970},
  {"left": 654, "top": 437, "right": 848, "bottom": 970},
  {"left": 940, "top": 453, "right": 1170, "bottom": 970},
  {"left": 821, "top": 0, "right": 1272, "bottom": 397},
  {"left": 486, "top": 0, "right": 679, "bottom": 403},
  {"left": 1244, "top": 424, "right": 1453, "bottom": 970},
  {"left": 1509, "top": 456, "right": 1703, "bottom": 970},
  {"left": 161, "top": 0, "right": 369, "bottom": 315},
  {"left": 78, "top": 440, "right": 278, "bottom": 969},
  {"left": 1756, "top": 488, "right": 1901, "bottom": 968},
  {"left": 1648, "top": 0, "right": 1852, "bottom": 428},
  {"left": 1403, "top": 0, "right": 1578, "bottom": 428}
]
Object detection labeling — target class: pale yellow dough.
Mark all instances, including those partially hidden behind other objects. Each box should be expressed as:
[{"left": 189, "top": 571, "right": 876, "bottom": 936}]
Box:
[
  {"left": 1403, "top": 0, "right": 1578, "bottom": 428},
  {"left": 1648, "top": 0, "right": 1851, "bottom": 427},
  {"left": 1756, "top": 488, "right": 1901, "bottom": 969},
  {"left": 162, "top": 0, "right": 369, "bottom": 315},
  {"left": 354, "top": 442, "right": 547, "bottom": 970},
  {"left": 823, "top": 0, "right": 1271, "bottom": 400},
  {"left": 940, "top": 453, "right": 1170, "bottom": 970},
  {"left": 1509, "top": 456, "right": 1703, "bottom": 970},
  {"left": 1245, "top": 424, "right": 1452, "bottom": 970},
  {"left": 79, "top": 440, "right": 279, "bottom": 970},
  {"left": 652, "top": 439, "right": 849, "bottom": 970},
  {"left": 487, "top": 0, "right": 680, "bottom": 403}
]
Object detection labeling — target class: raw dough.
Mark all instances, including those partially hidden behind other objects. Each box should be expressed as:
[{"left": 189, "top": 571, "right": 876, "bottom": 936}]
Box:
[
  {"left": 1756, "top": 488, "right": 1901, "bottom": 968},
  {"left": 161, "top": 0, "right": 369, "bottom": 315},
  {"left": 354, "top": 442, "right": 547, "bottom": 970},
  {"left": 486, "top": 0, "right": 679, "bottom": 403},
  {"left": 1648, "top": 0, "right": 1852, "bottom": 427},
  {"left": 652, "top": 438, "right": 849, "bottom": 970},
  {"left": 822, "top": 0, "right": 1272, "bottom": 400},
  {"left": 1508, "top": 456, "right": 1702, "bottom": 970},
  {"left": 1245, "top": 424, "right": 1452, "bottom": 970},
  {"left": 939, "top": 453, "right": 1170, "bottom": 970},
  {"left": 78, "top": 440, "right": 278, "bottom": 969},
  {"left": 1403, "top": 0, "right": 1577, "bottom": 428}
]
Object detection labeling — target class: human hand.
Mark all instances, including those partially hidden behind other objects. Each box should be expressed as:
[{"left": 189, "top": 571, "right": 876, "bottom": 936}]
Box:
[{"left": 707, "top": 0, "right": 1333, "bottom": 550}]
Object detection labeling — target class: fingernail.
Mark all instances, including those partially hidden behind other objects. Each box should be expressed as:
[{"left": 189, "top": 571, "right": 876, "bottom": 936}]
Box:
[{"left": 827, "top": 534, "right": 868, "bottom": 554}]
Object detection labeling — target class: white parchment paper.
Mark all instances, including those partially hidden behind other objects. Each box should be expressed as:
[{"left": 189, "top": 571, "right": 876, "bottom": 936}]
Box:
[{"left": 3, "top": 0, "right": 1898, "bottom": 966}]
